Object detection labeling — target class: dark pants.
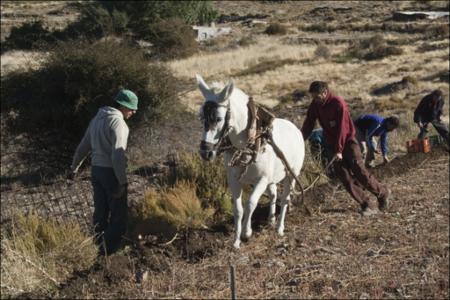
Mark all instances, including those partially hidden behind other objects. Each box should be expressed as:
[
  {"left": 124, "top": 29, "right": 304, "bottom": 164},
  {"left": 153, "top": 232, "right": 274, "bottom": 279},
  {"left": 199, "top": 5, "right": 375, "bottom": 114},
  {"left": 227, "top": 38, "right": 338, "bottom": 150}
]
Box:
[
  {"left": 418, "top": 120, "right": 449, "bottom": 145},
  {"left": 333, "top": 140, "right": 388, "bottom": 209},
  {"left": 91, "top": 166, "right": 128, "bottom": 255}
]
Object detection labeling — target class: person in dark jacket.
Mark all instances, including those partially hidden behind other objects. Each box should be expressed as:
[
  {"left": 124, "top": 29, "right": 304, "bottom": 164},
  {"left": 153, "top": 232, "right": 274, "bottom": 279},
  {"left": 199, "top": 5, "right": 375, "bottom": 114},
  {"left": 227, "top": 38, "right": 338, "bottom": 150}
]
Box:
[
  {"left": 354, "top": 114, "right": 400, "bottom": 167},
  {"left": 414, "top": 89, "right": 449, "bottom": 146},
  {"left": 301, "top": 81, "right": 391, "bottom": 216}
]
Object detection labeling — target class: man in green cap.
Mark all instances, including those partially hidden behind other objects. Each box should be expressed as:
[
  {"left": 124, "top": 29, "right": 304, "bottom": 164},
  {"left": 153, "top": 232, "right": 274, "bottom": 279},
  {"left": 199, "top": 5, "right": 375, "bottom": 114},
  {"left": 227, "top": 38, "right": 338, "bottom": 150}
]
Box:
[{"left": 70, "top": 89, "right": 138, "bottom": 255}]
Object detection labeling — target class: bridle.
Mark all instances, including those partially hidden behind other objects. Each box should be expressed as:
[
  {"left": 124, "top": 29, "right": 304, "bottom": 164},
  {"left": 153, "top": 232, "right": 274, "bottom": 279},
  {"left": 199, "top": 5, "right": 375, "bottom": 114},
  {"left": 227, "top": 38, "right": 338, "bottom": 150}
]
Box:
[{"left": 200, "top": 101, "right": 232, "bottom": 153}]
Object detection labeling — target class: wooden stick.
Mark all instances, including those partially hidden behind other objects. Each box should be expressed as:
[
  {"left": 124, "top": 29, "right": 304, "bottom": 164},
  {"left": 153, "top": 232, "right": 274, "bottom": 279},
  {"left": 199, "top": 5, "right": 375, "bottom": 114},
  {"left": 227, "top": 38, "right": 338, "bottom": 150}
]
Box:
[{"left": 230, "top": 265, "right": 236, "bottom": 300}]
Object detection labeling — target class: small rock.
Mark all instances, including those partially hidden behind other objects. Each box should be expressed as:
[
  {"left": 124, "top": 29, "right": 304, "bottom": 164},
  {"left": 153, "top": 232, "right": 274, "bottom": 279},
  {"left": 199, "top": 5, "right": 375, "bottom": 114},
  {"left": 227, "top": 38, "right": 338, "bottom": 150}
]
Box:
[
  {"left": 265, "top": 282, "right": 275, "bottom": 289},
  {"left": 359, "top": 292, "right": 370, "bottom": 299},
  {"left": 136, "top": 270, "right": 149, "bottom": 284},
  {"left": 287, "top": 278, "right": 300, "bottom": 286}
]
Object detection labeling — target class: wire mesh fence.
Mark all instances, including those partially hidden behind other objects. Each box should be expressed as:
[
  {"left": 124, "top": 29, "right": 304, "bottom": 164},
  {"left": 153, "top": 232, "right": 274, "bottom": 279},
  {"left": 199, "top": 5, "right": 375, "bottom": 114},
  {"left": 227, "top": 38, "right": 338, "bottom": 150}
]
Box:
[
  {"left": 1, "top": 148, "right": 172, "bottom": 234},
  {"left": 0, "top": 140, "right": 94, "bottom": 232}
]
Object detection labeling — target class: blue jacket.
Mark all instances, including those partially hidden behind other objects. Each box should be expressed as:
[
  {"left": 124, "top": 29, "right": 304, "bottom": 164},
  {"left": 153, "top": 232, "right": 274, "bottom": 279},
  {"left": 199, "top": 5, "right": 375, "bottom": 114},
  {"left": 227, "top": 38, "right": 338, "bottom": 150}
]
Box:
[{"left": 354, "top": 114, "right": 389, "bottom": 156}]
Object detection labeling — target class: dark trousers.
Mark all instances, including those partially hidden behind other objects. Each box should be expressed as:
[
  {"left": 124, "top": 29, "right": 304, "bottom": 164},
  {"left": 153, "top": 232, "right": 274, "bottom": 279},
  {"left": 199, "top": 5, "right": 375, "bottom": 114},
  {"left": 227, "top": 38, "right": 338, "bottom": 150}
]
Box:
[
  {"left": 333, "top": 140, "right": 388, "bottom": 209},
  {"left": 91, "top": 166, "right": 128, "bottom": 255},
  {"left": 418, "top": 120, "right": 449, "bottom": 145}
]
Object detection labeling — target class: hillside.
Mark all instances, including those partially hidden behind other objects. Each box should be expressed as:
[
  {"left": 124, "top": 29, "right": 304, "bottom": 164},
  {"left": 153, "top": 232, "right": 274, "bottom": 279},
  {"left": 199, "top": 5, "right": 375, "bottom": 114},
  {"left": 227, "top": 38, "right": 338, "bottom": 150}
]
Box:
[{"left": 1, "top": 1, "right": 449, "bottom": 299}]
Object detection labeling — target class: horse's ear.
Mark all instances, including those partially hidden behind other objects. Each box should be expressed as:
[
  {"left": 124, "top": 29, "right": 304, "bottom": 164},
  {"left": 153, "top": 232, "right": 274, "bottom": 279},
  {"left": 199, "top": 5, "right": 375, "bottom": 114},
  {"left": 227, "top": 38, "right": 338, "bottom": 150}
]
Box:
[
  {"left": 218, "top": 79, "right": 234, "bottom": 103},
  {"left": 196, "top": 74, "right": 213, "bottom": 100}
]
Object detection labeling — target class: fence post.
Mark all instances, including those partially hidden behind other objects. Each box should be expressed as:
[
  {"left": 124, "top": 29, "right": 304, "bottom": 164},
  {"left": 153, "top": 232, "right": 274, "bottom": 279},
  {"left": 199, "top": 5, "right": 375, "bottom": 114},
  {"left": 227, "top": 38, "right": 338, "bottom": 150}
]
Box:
[{"left": 230, "top": 264, "right": 236, "bottom": 300}]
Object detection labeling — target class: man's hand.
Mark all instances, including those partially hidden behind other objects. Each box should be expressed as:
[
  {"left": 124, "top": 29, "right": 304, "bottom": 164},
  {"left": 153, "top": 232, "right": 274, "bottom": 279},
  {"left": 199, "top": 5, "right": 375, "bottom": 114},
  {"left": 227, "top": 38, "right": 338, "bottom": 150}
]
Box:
[
  {"left": 333, "top": 153, "right": 343, "bottom": 161},
  {"left": 112, "top": 184, "right": 127, "bottom": 199},
  {"left": 374, "top": 149, "right": 381, "bottom": 154}
]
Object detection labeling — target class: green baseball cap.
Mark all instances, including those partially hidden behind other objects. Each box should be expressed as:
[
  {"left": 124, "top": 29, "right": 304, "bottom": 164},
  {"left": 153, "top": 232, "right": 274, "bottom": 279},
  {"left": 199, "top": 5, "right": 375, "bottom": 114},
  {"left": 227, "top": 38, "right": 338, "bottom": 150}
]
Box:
[{"left": 114, "top": 89, "right": 138, "bottom": 110}]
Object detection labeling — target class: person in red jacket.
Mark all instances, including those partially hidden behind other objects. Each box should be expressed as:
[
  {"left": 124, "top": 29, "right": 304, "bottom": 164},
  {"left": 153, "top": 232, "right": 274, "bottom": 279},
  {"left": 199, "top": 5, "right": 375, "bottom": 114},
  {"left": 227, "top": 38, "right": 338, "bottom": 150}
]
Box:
[{"left": 301, "top": 81, "right": 391, "bottom": 216}]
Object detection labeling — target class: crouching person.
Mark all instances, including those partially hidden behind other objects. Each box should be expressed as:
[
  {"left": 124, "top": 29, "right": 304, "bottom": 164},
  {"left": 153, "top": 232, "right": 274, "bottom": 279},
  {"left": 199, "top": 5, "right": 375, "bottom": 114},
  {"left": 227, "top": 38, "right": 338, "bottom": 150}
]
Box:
[
  {"left": 414, "top": 89, "right": 449, "bottom": 147},
  {"left": 70, "top": 89, "right": 138, "bottom": 255},
  {"left": 354, "top": 114, "right": 399, "bottom": 167},
  {"left": 301, "top": 81, "right": 391, "bottom": 216}
]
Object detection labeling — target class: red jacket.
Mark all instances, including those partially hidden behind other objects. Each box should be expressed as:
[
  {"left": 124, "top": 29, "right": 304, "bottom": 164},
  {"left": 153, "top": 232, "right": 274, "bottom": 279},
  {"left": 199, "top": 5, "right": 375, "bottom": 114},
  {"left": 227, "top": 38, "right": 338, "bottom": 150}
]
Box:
[{"left": 301, "top": 92, "right": 355, "bottom": 154}]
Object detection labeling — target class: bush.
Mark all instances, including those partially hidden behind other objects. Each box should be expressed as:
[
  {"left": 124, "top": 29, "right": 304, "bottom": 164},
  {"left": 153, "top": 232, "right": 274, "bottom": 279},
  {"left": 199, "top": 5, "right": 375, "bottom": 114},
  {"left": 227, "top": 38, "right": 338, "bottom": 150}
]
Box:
[
  {"left": 1, "top": 38, "right": 178, "bottom": 139},
  {"left": 140, "top": 17, "right": 198, "bottom": 60},
  {"left": 314, "top": 43, "right": 331, "bottom": 59},
  {"left": 99, "top": 0, "right": 218, "bottom": 27},
  {"left": 364, "top": 45, "right": 403, "bottom": 60},
  {"left": 265, "top": 22, "right": 288, "bottom": 35},
  {"left": 431, "top": 24, "right": 449, "bottom": 39},
  {"left": 348, "top": 35, "right": 403, "bottom": 61},
  {"left": 1, "top": 212, "right": 97, "bottom": 297},
  {"left": 2, "top": 21, "right": 56, "bottom": 51},
  {"left": 135, "top": 181, "right": 215, "bottom": 230},
  {"left": 173, "top": 152, "right": 232, "bottom": 217},
  {"left": 62, "top": 4, "right": 131, "bottom": 40}
]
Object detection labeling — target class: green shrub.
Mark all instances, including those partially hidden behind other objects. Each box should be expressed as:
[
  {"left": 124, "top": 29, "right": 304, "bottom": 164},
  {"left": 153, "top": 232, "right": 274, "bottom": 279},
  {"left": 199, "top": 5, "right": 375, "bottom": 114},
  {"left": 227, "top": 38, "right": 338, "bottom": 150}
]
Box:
[
  {"left": 1, "top": 38, "right": 178, "bottom": 139},
  {"left": 173, "top": 152, "right": 232, "bottom": 217},
  {"left": 62, "top": 5, "right": 115, "bottom": 40},
  {"left": 1, "top": 212, "right": 97, "bottom": 297},
  {"left": 99, "top": 0, "right": 218, "bottom": 27},
  {"left": 140, "top": 17, "right": 198, "bottom": 60},
  {"left": 265, "top": 22, "right": 288, "bottom": 35},
  {"left": 3, "top": 1, "right": 217, "bottom": 52}
]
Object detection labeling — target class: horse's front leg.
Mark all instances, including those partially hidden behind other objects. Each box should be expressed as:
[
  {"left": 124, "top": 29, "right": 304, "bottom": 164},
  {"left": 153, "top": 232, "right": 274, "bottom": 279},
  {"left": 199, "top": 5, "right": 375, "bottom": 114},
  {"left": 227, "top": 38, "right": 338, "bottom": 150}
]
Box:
[
  {"left": 227, "top": 166, "right": 244, "bottom": 249},
  {"left": 277, "top": 177, "right": 293, "bottom": 236},
  {"left": 242, "top": 178, "right": 268, "bottom": 240},
  {"left": 267, "top": 183, "right": 277, "bottom": 226}
]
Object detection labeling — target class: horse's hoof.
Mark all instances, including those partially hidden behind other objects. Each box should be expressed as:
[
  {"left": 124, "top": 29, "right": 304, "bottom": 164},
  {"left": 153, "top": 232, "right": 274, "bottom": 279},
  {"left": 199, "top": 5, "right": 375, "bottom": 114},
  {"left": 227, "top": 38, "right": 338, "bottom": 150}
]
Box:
[
  {"left": 243, "top": 229, "right": 252, "bottom": 240},
  {"left": 277, "top": 228, "right": 285, "bottom": 236},
  {"left": 233, "top": 241, "right": 241, "bottom": 249},
  {"left": 268, "top": 217, "right": 276, "bottom": 226}
]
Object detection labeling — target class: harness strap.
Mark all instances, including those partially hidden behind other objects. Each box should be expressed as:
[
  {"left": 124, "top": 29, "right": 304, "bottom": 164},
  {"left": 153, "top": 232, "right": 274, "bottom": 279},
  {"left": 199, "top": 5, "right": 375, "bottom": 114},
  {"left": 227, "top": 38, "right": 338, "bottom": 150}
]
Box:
[{"left": 266, "top": 133, "right": 311, "bottom": 216}]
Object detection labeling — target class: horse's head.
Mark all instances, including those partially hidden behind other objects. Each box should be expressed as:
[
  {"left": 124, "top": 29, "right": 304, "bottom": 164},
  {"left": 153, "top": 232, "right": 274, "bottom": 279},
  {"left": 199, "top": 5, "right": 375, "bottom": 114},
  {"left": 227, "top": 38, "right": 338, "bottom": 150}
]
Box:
[{"left": 196, "top": 74, "right": 234, "bottom": 161}]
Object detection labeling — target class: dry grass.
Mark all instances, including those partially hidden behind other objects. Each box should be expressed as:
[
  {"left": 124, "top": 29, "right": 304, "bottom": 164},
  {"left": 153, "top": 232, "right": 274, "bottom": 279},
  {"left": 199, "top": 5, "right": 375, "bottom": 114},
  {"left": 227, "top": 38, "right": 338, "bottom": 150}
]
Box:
[
  {"left": 136, "top": 181, "right": 214, "bottom": 230},
  {"left": 1, "top": 211, "right": 97, "bottom": 297},
  {"left": 166, "top": 35, "right": 316, "bottom": 80}
]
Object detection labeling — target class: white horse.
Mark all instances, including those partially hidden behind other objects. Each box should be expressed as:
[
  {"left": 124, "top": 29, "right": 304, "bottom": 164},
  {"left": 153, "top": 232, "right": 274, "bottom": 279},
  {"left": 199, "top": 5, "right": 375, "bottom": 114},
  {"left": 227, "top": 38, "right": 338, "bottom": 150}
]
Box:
[{"left": 196, "top": 74, "right": 305, "bottom": 249}]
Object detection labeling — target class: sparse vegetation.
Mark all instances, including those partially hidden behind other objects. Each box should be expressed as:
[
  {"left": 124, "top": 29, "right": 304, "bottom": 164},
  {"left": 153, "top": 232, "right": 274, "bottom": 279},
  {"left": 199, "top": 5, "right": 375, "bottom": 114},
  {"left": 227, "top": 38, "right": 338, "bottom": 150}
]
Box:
[
  {"left": 235, "top": 58, "right": 297, "bottom": 77},
  {"left": 264, "top": 22, "right": 288, "bottom": 35},
  {"left": 314, "top": 43, "right": 331, "bottom": 59},
  {"left": 348, "top": 34, "right": 404, "bottom": 60},
  {"left": 1, "top": 212, "right": 97, "bottom": 298}
]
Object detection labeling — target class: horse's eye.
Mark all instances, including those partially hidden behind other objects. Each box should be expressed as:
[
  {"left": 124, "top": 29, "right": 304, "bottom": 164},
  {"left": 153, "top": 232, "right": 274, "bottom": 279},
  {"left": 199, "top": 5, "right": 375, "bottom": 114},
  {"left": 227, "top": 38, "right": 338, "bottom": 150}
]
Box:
[{"left": 216, "top": 117, "right": 223, "bottom": 123}]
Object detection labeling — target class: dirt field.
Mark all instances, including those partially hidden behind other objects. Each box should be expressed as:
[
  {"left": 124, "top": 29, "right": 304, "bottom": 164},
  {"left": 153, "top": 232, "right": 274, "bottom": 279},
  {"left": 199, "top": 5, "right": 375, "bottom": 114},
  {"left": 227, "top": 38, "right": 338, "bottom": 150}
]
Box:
[
  {"left": 40, "top": 148, "right": 448, "bottom": 299},
  {"left": 1, "top": 1, "right": 449, "bottom": 299}
]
